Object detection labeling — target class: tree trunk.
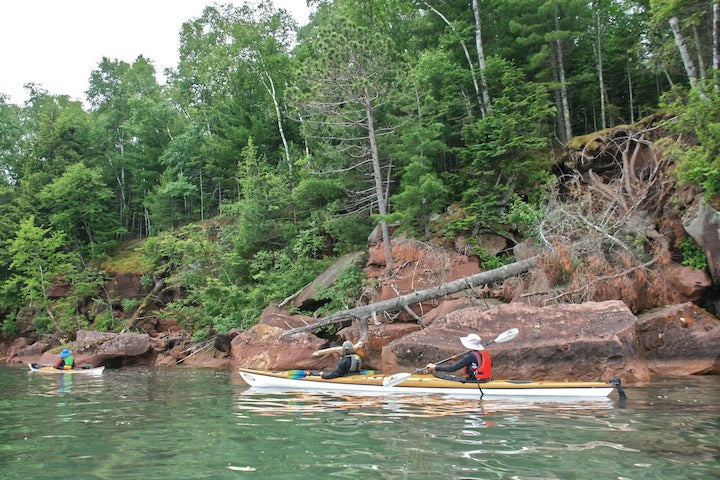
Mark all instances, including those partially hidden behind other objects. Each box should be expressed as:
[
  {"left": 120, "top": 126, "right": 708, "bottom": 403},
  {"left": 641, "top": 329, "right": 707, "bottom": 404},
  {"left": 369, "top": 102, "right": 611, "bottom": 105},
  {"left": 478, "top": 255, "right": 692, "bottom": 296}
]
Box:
[
  {"left": 280, "top": 256, "right": 538, "bottom": 338},
  {"left": 693, "top": 26, "right": 707, "bottom": 80},
  {"left": 713, "top": 0, "right": 719, "bottom": 85},
  {"left": 199, "top": 164, "right": 204, "bottom": 221},
  {"left": 364, "top": 88, "right": 394, "bottom": 271},
  {"left": 627, "top": 56, "right": 635, "bottom": 124},
  {"left": 595, "top": 4, "right": 606, "bottom": 129},
  {"left": 554, "top": 5, "right": 572, "bottom": 141},
  {"left": 262, "top": 71, "right": 292, "bottom": 173},
  {"left": 471, "top": 0, "right": 492, "bottom": 114},
  {"left": 669, "top": 17, "right": 699, "bottom": 87}
]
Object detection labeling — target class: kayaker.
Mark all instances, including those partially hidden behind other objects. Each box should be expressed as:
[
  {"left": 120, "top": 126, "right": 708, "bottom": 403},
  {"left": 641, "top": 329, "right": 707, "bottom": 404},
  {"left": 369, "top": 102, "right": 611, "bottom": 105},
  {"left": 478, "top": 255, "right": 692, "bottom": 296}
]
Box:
[
  {"left": 320, "top": 341, "right": 363, "bottom": 379},
  {"left": 425, "top": 333, "right": 492, "bottom": 381},
  {"left": 53, "top": 348, "right": 75, "bottom": 370}
]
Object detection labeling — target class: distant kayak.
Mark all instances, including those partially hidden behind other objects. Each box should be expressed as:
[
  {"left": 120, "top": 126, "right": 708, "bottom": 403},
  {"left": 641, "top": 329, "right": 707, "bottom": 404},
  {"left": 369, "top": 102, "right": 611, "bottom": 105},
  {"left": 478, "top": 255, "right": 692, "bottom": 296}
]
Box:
[
  {"left": 238, "top": 368, "right": 616, "bottom": 397},
  {"left": 28, "top": 363, "right": 105, "bottom": 375}
]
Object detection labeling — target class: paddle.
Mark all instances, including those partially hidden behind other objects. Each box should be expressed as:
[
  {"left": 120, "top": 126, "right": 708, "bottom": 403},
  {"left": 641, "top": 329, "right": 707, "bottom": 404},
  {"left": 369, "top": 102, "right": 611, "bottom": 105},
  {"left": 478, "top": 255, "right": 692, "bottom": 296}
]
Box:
[
  {"left": 382, "top": 328, "right": 519, "bottom": 388},
  {"left": 287, "top": 369, "right": 375, "bottom": 379},
  {"left": 31, "top": 363, "right": 96, "bottom": 370}
]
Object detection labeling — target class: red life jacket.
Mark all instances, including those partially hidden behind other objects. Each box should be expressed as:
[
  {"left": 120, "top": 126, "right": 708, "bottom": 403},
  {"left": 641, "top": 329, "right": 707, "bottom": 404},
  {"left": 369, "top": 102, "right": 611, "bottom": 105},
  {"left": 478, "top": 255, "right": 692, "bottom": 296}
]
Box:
[{"left": 466, "top": 350, "right": 492, "bottom": 380}]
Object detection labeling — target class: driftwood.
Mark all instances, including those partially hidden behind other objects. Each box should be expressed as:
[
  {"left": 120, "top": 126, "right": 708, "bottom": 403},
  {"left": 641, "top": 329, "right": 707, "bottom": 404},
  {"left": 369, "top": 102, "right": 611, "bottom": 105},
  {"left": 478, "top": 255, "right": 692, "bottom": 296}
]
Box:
[{"left": 281, "top": 256, "right": 538, "bottom": 338}]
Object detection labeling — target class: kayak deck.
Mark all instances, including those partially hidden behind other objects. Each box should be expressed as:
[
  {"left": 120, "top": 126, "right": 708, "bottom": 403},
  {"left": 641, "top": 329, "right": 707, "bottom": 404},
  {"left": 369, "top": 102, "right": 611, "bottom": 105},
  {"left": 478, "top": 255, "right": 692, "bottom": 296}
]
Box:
[
  {"left": 28, "top": 363, "right": 105, "bottom": 375},
  {"left": 238, "top": 368, "right": 615, "bottom": 397}
]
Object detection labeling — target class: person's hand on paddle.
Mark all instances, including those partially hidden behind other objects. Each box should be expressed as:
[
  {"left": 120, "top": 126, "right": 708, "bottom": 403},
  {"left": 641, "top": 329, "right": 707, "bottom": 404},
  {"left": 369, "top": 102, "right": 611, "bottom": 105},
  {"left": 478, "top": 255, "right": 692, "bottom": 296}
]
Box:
[{"left": 425, "top": 363, "right": 437, "bottom": 372}]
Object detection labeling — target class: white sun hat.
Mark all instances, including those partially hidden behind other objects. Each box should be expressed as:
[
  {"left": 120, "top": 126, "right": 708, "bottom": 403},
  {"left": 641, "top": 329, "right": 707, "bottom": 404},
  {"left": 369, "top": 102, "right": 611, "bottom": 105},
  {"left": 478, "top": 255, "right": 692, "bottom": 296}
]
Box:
[{"left": 460, "top": 333, "right": 484, "bottom": 350}]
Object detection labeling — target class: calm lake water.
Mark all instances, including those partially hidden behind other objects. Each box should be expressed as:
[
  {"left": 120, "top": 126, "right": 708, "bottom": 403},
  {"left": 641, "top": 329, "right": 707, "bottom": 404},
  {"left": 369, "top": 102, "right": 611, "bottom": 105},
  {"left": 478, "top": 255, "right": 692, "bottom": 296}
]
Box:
[{"left": 0, "top": 365, "right": 718, "bottom": 480}]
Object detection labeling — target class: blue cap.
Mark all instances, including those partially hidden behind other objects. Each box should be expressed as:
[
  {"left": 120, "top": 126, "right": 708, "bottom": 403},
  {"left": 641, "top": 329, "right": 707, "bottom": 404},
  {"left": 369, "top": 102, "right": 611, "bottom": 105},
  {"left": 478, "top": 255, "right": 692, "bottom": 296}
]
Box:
[{"left": 59, "top": 348, "right": 71, "bottom": 358}]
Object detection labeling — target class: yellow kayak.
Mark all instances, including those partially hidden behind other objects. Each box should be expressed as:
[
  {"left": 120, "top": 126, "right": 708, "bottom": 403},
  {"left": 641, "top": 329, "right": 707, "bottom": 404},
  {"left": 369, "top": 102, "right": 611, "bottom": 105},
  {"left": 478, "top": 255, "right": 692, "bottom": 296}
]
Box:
[{"left": 238, "top": 368, "right": 617, "bottom": 397}]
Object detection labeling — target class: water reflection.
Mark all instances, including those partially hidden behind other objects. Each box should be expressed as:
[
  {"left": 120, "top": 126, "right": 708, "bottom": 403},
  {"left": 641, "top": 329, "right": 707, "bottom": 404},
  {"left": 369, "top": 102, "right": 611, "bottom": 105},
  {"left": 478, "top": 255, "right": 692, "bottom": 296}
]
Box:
[{"left": 236, "top": 387, "right": 615, "bottom": 419}]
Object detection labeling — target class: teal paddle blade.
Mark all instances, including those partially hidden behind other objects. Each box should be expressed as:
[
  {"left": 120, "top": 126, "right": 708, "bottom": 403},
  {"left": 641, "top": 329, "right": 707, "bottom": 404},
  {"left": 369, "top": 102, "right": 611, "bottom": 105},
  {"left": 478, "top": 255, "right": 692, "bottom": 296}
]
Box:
[{"left": 286, "top": 370, "right": 307, "bottom": 379}]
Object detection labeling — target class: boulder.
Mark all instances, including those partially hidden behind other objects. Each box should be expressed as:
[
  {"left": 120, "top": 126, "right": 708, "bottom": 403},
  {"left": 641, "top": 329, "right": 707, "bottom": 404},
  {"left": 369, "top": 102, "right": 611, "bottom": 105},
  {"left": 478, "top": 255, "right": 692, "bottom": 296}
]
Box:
[
  {"left": 662, "top": 262, "right": 712, "bottom": 303},
  {"left": 104, "top": 272, "right": 151, "bottom": 300},
  {"left": 38, "top": 331, "right": 152, "bottom": 367},
  {"left": 421, "top": 297, "right": 501, "bottom": 327},
  {"left": 259, "top": 305, "right": 317, "bottom": 330},
  {"left": 231, "top": 323, "right": 335, "bottom": 371},
  {"left": 455, "top": 233, "right": 507, "bottom": 256},
  {"left": 47, "top": 278, "right": 72, "bottom": 298},
  {"left": 291, "top": 251, "right": 366, "bottom": 311},
  {"left": 636, "top": 303, "right": 720, "bottom": 375},
  {"left": 213, "top": 329, "right": 241, "bottom": 357},
  {"left": 4, "top": 337, "right": 51, "bottom": 364},
  {"left": 513, "top": 238, "right": 539, "bottom": 261},
  {"left": 179, "top": 349, "right": 233, "bottom": 368},
  {"left": 684, "top": 199, "right": 720, "bottom": 283},
  {"left": 383, "top": 300, "right": 651, "bottom": 383}
]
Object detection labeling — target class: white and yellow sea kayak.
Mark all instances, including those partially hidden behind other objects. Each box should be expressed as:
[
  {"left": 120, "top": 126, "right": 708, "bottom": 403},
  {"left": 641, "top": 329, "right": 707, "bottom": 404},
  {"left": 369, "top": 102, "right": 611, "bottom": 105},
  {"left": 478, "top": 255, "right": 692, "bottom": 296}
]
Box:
[
  {"left": 238, "top": 368, "right": 618, "bottom": 397},
  {"left": 28, "top": 363, "right": 105, "bottom": 375}
]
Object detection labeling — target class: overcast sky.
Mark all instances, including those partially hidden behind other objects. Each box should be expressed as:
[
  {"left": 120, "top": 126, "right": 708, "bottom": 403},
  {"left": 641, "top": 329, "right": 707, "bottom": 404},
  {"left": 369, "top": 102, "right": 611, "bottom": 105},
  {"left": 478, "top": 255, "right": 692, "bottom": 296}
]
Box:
[{"left": 0, "top": 0, "right": 312, "bottom": 105}]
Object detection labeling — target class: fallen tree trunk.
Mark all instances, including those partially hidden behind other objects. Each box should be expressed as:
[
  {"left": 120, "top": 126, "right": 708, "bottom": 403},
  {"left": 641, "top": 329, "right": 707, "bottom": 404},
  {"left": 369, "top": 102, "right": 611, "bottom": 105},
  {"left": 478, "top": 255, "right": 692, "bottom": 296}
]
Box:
[{"left": 280, "top": 256, "right": 538, "bottom": 338}]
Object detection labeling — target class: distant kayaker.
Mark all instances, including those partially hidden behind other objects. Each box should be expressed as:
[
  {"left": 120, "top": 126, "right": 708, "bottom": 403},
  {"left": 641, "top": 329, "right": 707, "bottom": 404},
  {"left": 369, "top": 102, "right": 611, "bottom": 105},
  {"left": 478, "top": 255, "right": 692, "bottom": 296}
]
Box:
[
  {"left": 320, "top": 341, "right": 363, "bottom": 379},
  {"left": 53, "top": 348, "right": 75, "bottom": 370},
  {"left": 425, "top": 333, "right": 492, "bottom": 381}
]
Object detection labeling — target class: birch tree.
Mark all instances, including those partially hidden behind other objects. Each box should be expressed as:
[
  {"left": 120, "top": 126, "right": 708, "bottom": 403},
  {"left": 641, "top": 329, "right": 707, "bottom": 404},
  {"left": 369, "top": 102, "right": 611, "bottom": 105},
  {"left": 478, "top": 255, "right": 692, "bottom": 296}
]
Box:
[
  {"left": 669, "top": 16, "right": 700, "bottom": 87},
  {"left": 471, "top": 0, "right": 492, "bottom": 114}
]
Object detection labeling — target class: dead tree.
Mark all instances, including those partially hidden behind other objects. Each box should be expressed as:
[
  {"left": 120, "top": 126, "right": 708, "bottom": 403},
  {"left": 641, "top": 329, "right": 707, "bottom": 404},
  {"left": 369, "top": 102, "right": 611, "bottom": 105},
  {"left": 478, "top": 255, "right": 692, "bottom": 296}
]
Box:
[{"left": 280, "top": 256, "right": 538, "bottom": 338}]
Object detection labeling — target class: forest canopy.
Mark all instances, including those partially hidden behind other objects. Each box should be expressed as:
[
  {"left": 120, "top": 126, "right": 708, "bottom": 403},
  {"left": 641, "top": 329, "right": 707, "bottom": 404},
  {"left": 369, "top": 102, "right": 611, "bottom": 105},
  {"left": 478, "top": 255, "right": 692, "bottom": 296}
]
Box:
[{"left": 1, "top": 0, "right": 717, "bottom": 339}]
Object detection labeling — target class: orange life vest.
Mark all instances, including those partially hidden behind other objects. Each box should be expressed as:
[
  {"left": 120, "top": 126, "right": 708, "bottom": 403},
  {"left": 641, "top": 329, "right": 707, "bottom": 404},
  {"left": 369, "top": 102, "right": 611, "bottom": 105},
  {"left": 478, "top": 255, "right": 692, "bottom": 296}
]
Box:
[{"left": 467, "top": 350, "right": 492, "bottom": 380}]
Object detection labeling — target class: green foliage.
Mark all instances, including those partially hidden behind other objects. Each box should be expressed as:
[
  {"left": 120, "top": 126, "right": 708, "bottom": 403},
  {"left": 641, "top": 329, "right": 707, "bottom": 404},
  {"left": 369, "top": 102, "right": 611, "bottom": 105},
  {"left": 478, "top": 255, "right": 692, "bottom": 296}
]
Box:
[
  {"left": 661, "top": 88, "right": 720, "bottom": 197},
  {"left": 506, "top": 195, "right": 546, "bottom": 237},
  {"left": 121, "top": 298, "right": 140, "bottom": 312},
  {"left": 313, "top": 264, "right": 366, "bottom": 317},
  {"left": 93, "top": 311, "right": 116, "bottom": 332},
  {"left": 38, "top": 162, "right": 124, "bottom": 255},
  {"left": 33, "top": 314, "right": 52, "bottom": 334},
  {"left": 4, "top": 216, "right": 76, "bottom": 305},
  {"left": 680, "top": 237, "right": 708, "bottom": 270},
  {"left": 53, "top": 297, "right": 89, "bottom": 334},
  {"left": 2, "top": 311, "right": 18, "bottom": 336}
]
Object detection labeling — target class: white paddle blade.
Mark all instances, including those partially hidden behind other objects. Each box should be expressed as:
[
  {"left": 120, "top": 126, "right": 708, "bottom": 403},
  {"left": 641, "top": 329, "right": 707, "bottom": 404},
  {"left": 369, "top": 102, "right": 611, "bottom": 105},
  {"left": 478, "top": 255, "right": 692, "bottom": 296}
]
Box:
[
  {"left": 383, "top": 372, "right": 412, "bottom": 387},
  {"left": 494, "top": 328, "right": 519, "bottom": 344}
]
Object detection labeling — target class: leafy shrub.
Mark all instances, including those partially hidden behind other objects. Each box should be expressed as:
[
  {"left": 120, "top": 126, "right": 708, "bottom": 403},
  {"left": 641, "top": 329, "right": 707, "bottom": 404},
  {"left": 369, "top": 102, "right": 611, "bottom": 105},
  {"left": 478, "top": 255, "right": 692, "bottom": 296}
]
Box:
[
  {"left": 506, "top": 195, "right": 545, "bottom": 237},
  {"left": 33, "top": 314, "right": 52, "bottom": 334},
  {"left": 93, "top": 311, "right": 115, "bottom": 332},
  {"left": 314, "top": 264, "right": 365, "bottom": 316},
  {"left": 2, "top": 311, "right": 18, "bottom": 336},
  {"left": 680, "top": 237, "right": 708, "bottom": 270}
]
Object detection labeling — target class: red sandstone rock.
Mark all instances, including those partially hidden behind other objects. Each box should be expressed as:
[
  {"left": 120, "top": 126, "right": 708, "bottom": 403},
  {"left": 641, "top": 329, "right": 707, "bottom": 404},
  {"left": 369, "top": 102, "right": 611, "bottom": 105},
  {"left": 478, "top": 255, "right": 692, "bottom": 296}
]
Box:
[
  {"left": 662, "top": 263, "right": 712, "bottom": 303},
  {"left": 38, "top": 331, "right": 152, "bottom": 367},
  {"left": 259, "top": 305, "right": 317, "bottom": 330},
  {"left": 384, "top": 300, "right": 651, "bottom": 383},
  {"left": 636, "top": 303, "right": 720, "bottom": 375},
  {"left": 231, "top": 323, "right": 335, "bottom": 371},
  {"left": 104, "top": 272, "right": 152, "bottom": 300}
]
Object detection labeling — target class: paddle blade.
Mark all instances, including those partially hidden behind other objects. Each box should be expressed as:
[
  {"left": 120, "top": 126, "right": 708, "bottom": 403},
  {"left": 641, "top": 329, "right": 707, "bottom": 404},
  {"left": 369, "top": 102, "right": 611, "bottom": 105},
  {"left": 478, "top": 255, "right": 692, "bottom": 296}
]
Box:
[
  {"left": 494, "top": 328, "right": 519, "bottom": 344},
  {"left": 286, "top": 370, "right": 307, "bottom": 379},
  {"left": 383, "top": 372, "right": 412, "bottom": 387}
]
